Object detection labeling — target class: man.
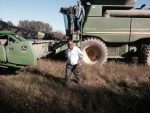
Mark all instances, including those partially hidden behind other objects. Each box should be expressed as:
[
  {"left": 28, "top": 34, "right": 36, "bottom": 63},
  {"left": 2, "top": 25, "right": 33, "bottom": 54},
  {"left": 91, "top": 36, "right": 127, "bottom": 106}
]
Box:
[
  {"left": 65, "top": 39, "right": 83, "bottom": 86},
  {"left": 73, "top": 0, "right": 85, "bottom": 32}
]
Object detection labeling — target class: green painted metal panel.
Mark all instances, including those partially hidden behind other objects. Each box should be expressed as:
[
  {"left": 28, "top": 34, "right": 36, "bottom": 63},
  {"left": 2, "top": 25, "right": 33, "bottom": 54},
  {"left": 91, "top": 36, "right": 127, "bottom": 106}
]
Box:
[
  {"left": 0, "top": 62, "right": 24, "bottom": 68},
  {"left": 0, "top": 32, "right": 37, "bottom": 66},
  {"left": 130, "top": 18, "right": 150, "bottom": 42},
  {"left": 83, "top": 17, "right": 131, "bottom": 42},
  {"left": 55, "top": 44, "right": 67, "bottom": 54},
  {"left": 88, "top": 5, "right": 102, "bottom": 16},
  {"left": 6, "top": 41, "right": 36, "bottom": 65},
  {"left": 0, "top": 31, "right": 15, "bottom": 35},
  {"left": 0, "top": 45, "right": 6, "bottom": 62}
]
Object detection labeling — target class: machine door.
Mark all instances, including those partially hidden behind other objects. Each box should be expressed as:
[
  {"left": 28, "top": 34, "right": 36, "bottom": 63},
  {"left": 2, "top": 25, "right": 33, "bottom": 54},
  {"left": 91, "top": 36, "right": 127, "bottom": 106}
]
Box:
[
  {"left": 5, "top": 35, "right": 36, "bottom": 65},
  {"left": 63, "top": 13, "right": 73, "bottom": 36}
]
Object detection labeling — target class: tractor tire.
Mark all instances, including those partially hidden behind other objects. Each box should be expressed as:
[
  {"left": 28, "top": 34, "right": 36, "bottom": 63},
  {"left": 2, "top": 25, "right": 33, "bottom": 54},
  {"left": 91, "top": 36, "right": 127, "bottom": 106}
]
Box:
[
  {"left": 82, "top": 38, "right": 108, "bottom": 65},
  {"left": 139, "top": 44, "right": 150, "bottom": 65}
]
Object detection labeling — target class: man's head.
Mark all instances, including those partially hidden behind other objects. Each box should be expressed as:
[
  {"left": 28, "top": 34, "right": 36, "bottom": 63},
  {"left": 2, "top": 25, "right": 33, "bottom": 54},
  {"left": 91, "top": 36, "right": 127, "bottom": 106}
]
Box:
[
  {"left": 67, "top": 39, "right": 74, "bottom": 49},
  {"left": 77, "top": 0, "right": 81, "bottom": 6}
]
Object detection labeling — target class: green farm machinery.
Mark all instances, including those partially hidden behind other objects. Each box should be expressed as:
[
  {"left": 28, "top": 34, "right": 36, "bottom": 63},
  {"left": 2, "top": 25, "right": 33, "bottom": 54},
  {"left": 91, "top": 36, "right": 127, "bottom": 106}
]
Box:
[
  {"left": 0, "top": 21, "right": 54, "bottom": 68},
  {"left": 1, "top": 0, "right": 150, "bottom": 68},
  {"left": 60, "top": 0, "right": 150, "bottom": 65}
]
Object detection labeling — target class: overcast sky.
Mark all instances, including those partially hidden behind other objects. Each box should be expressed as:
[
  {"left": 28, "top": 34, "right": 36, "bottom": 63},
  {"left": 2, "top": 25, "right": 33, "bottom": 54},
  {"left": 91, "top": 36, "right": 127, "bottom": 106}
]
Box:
[{"left": 0, "top": 0, "right": 150, "bottom": 33}]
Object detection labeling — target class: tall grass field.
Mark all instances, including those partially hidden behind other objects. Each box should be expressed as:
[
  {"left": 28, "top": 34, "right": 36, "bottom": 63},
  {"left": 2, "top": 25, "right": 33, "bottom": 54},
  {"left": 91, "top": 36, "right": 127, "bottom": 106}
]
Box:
[{"left": 0, "top": 59, "right": 150, "bottom": 113}]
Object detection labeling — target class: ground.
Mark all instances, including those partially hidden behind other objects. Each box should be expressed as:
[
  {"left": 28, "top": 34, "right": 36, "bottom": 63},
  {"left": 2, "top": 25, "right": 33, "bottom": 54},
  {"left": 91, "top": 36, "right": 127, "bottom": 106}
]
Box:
[{"left": 0, "top": 59, "right": 150, "bottom": 113}]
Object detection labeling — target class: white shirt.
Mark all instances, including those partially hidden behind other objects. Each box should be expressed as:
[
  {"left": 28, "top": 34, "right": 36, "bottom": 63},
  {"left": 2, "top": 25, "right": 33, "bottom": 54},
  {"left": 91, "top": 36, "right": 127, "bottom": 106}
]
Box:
[{"left": 66, "top": 46, "right": 83, "bottom": 65}]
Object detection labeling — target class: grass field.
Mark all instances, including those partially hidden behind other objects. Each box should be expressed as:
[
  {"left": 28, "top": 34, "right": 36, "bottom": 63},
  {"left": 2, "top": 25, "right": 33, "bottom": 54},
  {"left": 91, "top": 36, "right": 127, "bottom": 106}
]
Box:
[{"left": 0, "top": 59, "right": 150, "bottom": 113}]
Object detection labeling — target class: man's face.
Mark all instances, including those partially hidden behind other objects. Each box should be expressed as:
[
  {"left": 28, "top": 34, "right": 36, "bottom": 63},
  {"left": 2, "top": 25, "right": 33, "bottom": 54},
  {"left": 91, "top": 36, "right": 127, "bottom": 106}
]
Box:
[{"left": 67, "top": 41, "right": 74, "bottom": 49}]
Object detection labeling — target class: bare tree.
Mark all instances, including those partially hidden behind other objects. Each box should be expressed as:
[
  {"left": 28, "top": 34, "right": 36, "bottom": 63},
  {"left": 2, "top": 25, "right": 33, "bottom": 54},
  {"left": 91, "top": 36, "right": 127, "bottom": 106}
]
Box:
[
  {"left": 52, "top": 31, "right": 65, "bottom": 40},
  {"left": 7, "top": 21, "right": 14, "bottom": 26},
  {"left": 18, "top": 20, "right": 53, "bottom": 33}
]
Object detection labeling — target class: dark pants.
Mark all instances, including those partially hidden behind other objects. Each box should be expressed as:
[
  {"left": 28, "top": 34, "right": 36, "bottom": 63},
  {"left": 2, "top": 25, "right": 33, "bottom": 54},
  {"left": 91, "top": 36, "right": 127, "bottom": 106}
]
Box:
[
  {"left": 74, "top": 17, "right": 83, "bottom": 32},
  {"left": 65, "top": 64, "right": 81, "bottom": 85}
]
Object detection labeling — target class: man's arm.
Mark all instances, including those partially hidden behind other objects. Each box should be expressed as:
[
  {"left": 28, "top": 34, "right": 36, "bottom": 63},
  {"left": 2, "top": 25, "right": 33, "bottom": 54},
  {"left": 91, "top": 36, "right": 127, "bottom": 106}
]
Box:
[
  {"left": 82, "top": 6, "right": 85, "bottom": 17},
  {"left": 77, "top": 47, "right": 83, "bottom": 65}
]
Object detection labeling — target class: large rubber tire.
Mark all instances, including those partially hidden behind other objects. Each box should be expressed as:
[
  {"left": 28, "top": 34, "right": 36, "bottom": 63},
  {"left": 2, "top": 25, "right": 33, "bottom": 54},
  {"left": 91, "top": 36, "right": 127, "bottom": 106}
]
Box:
[
  {"left": 82, "top": 38, "right": 108, "bottom": 65},
  {"left": 139, "top": 45, "right": 150, "bottom": 65}
]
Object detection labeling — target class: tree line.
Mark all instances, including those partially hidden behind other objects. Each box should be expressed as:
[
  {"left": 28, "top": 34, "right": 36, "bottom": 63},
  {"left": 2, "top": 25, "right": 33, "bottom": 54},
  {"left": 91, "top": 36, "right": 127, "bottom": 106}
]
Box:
[{"left": 5, "top": 20, "right": 64, "bottom": 40}]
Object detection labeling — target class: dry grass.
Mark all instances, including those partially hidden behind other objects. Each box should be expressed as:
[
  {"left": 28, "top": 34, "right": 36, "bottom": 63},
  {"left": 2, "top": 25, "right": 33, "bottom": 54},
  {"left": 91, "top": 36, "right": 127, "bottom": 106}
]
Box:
[{"left": 0, "top": 59, "right": 150, "bottom": 113}]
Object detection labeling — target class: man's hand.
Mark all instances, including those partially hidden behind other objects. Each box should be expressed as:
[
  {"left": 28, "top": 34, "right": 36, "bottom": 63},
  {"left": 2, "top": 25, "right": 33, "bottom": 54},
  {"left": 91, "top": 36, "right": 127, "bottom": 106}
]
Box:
[{"left": 78, "top": 60, "right": 82, "bottom": 66}]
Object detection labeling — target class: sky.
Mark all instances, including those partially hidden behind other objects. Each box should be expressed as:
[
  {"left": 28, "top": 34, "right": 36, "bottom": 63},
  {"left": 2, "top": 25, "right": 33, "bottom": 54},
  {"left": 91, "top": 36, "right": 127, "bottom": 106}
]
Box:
[{"left": 0, "top": 0, "right": 150, "bottom": 33}]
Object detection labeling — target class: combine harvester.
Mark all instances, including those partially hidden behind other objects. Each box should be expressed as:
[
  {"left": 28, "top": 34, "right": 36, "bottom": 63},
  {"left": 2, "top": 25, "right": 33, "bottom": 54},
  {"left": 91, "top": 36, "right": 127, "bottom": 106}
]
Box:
[
  {"left": 1, "top": 0, "right": 150, "bottom": 68},
  {"left": 60, "top": 0, "right": 150, "bottom": 65}
]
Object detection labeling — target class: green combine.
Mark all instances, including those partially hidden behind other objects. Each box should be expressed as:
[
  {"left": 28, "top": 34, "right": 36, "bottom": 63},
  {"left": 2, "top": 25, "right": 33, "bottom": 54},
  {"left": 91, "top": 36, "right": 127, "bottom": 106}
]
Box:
[
  {"left": 1, "top": 0, "right": 150, "bottom": 68},
  {"left": 60, "top": 0, "right": 150, "bottom": 65}
]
